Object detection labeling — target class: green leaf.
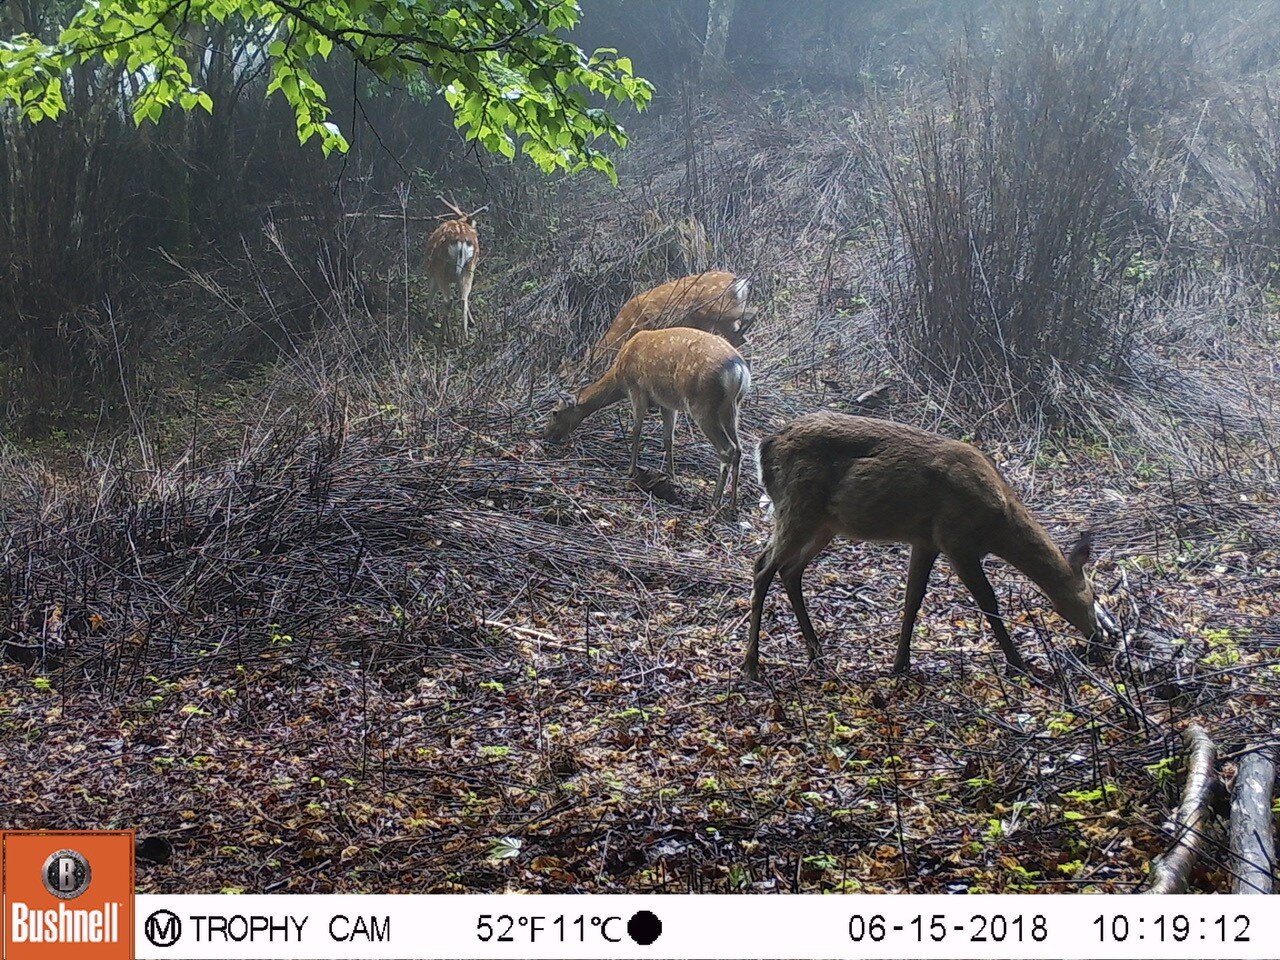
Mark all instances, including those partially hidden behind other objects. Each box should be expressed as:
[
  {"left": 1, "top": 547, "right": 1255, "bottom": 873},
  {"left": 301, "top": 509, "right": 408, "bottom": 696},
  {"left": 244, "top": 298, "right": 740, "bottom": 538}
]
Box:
[
  {"left": 1, "top": 0, "right": 649, "bottom": 177},
  {"left": 487, "top": 836, "right": 522, "bottom": 861}
]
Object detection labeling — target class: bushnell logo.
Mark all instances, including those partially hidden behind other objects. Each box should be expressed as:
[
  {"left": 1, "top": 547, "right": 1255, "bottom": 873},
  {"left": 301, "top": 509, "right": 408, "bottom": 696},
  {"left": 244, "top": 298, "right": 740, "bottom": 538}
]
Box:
[
  {"left": 42, "top": 849, "right": 92, "bottom": 900},
  {"left": 2, "top": 830, "right": 134, "bottom": 959}
]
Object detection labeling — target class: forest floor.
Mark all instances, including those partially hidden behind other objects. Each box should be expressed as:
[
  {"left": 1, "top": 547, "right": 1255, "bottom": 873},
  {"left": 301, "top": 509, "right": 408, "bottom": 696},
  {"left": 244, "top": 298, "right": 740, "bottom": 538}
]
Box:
[
  {"left": 3, "top": 106, "right": 1280, "bottom": 894},
  {"left": 3, "top": 315, "right": 1278, "bottom": 895}
]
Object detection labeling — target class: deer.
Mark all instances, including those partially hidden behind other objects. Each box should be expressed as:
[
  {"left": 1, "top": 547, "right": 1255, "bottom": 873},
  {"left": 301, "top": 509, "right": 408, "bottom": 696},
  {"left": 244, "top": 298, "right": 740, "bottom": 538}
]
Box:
[
  {"left": 640, "top": 208, "right": 713, "bottom": 276},
  {"left": 569, "top": 271, "right": 756, "bottom": 379},
  {"left": 744, "top": 411, "right": 1113, "bottom": 680},
  {"left": 424, "top": 198, "right": 486, "bottom": 341},
  {"left": 543, "top": 328, "right": 751, "bottom": 511}
]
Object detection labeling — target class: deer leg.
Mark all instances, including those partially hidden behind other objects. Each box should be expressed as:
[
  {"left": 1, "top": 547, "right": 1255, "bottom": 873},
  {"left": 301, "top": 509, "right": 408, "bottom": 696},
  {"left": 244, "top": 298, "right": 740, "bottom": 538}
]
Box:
[
  {"left": 726, "top": 405, "right": 743, "bottom": 512},
  {"left": 780, "top": 565, "right": 821, "bottom": 665},
  {"left": 661, "top": 407, "right": 677, "bottom": 479},
  {"left": 421, "top": 278, "right": 439, "bottom": 340},
  {"left": 443, "top": 286, "right": 455, "bottom": 344},
  {"left": 948, "top": 553, "right": 1026, "bottom": 672},
  {"left": 458, "top": 267, "right": 474, "bottom": 339},
  {"left": 627, "top": 391, "right": 648, "bottom": 477},
  {"left": 711, "top": 458, "right": 729, "bottom": 510},
  {"left": 745, "top": 547, "right": 778, "bottom": 681},
  {"left": 893, "top": 546, "right": 939, "bottom": 674},
  {"left": 778, "top": 528, "right": 833, "bottom": 663},
  {"left": 694, "top": 411, "right": 737, "bottom": 512},
  {"left": 441, "top": 282, "right": 459, "bottom": 345},
  {"left": 747, "top": 523, "right": 831, "bottom": 677},
  {"left": 727, "top": 442, "right": 742, "bottom": 513},
  {"left": 705, "top": 397, "right": 744, "bottom": 513}
]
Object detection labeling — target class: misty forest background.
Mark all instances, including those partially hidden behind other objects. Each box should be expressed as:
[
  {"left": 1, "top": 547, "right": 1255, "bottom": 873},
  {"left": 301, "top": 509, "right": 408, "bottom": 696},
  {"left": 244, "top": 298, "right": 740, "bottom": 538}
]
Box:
[{"left": 2, "top": 0, "right": 1279, "bottom": 894}]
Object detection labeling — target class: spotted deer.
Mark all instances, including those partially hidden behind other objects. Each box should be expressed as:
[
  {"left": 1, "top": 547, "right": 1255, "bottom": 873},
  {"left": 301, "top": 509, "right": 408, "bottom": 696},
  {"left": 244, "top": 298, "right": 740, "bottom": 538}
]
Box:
[
  {"left": 424, "top": 199, "right": 485, "bottom": 340},
  {"left": 544, "top": 328, "right": 751, "bottom": 511},
  {"left": 745, "top": 412, "right": 1108, "bottom": 679},
  {"left": 570, "top": 271, "right": 756, "bottom": 379}
]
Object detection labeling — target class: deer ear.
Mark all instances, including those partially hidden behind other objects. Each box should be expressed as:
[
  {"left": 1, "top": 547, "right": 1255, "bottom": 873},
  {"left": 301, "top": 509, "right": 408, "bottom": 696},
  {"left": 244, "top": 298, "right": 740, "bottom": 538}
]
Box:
[{"left": 1067, "top": 529, "right": 1094, "bottom": 575}]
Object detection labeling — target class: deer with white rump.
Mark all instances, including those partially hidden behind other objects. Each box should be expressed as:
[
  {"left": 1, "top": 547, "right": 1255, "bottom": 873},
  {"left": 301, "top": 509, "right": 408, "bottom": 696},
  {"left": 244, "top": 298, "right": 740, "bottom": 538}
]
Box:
[
  {"left": 570, "top": 271, "right": 755, "bottom": 378},
  {"left": 544, "top": 327, "right": 750, "bottom": 512},
  {"left": 745, "top": 412, "right": 1111, "bottom": 679},
  {"left": 424, "top": 198, "right": 486, "bottom": 341}
]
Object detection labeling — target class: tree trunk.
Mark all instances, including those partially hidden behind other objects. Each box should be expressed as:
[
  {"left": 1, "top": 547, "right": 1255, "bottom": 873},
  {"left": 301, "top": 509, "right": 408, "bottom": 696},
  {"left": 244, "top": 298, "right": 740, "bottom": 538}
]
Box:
[{"left": 703, "top": 0, "right": 736, "bottom": 72}]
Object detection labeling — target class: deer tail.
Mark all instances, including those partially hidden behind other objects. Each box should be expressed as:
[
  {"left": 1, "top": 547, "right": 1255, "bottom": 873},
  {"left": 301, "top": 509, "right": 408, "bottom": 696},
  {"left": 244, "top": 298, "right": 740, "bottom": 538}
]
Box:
[
  {"left": 719, "top": 355, "right": 751, "bottom": 405},
  {"left": 754, "top": 430, "right": 778, "bottom": 516},
  {"left": 449, "top": 239, "right": 475, "bottom": 276}
]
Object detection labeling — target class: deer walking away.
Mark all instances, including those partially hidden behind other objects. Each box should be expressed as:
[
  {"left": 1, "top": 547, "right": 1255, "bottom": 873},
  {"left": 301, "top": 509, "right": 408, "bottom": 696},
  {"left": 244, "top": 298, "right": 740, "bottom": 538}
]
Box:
[{"left": 424, "top": 200, "right": 484, "bottom": 340}]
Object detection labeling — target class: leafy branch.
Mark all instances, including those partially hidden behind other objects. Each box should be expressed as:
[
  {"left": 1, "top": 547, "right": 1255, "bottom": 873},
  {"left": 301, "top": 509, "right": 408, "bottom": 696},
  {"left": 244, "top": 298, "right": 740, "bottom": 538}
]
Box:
[{"left": 0, "top": 0, "right": 653, "bottom": 177}]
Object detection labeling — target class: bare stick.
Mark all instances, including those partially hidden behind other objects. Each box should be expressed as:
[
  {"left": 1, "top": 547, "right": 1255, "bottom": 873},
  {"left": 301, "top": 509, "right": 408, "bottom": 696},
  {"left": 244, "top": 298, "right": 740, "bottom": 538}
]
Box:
[
  {"left": 1229, "top": 744, "right": 1277, "bottom": 894},
  {"left": 1145, "top": 724, "right": 1219, "bottom": 895}
]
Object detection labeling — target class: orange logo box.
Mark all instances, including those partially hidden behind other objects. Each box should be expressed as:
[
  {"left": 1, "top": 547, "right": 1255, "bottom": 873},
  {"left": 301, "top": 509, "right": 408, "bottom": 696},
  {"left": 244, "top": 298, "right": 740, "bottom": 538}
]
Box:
[{"left": 1, "top": 831, "right": 134, "bottom": 960}]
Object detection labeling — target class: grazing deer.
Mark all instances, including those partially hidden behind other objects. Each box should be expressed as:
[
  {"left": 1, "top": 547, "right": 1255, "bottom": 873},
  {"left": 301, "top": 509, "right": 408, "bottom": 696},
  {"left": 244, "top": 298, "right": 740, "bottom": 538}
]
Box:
[
  {"left": 544, "top": 328, "right": 750, "bottom": 511},
  {"left": 744, "top": 412, "right": 1104, "bottom": 679},
  {"left": 424, "top": 198, "right": 485, "bottom": 340},
  {"left": 572, "top": 271, "right": 756, "bottom": 378}
]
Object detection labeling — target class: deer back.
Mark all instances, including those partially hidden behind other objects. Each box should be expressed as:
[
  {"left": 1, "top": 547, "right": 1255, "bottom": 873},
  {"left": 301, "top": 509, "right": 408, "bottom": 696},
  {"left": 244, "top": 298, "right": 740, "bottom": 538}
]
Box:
[
  {"left": 615, "top": 327, "right": 748, "bottom": 412},
  {"left": 425, "top": 218, "right": 479, "bottom": 286},
  {"left": 760, "top": 413, "right": 1027, "bottom": 550}
]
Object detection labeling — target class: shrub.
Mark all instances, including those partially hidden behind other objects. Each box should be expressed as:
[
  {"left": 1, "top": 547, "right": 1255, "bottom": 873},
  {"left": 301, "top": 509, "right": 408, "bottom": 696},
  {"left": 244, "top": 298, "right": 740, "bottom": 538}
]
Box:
[
  {"left": 871, "top": 1, "right": 1195, "bottom": 417},
  {"left": 1232, "top": 81, "right": 1280, "bottom": 279}
]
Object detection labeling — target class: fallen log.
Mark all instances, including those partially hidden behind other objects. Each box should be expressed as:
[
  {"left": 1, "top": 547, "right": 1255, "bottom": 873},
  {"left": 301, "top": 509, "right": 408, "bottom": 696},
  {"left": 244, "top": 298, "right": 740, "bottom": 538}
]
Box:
[
  {"left": 1145, "top": 724, "right": 1219, "bottom": 895},
  {"left": 1228, "top": 745, "right": 1277, "bottom": 894}
]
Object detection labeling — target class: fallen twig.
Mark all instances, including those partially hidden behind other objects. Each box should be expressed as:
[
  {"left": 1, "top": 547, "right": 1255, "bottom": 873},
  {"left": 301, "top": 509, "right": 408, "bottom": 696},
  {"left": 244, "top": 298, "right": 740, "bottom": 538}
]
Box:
[{"left": 1145, "top": 723, "right": 1220, "bottom": 894}]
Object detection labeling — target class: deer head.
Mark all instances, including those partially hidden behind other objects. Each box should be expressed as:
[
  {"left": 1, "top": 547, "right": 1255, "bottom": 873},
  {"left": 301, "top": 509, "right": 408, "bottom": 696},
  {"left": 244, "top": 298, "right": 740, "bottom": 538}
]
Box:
[
  {"left": 542, "top": 393, "right": 587, "bottom": 444},
  {"left": 1053, "top": 529, "right": 1102, "bottom": 639}
]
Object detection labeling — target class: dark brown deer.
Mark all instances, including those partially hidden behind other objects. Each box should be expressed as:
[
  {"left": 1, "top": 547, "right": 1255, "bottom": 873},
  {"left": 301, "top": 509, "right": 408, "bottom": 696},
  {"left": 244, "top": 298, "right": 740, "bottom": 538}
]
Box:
[
  {"left": 543, "top": 328, "right": 750, "bottom": 511},
  {"left": 745, "top": 412, "right": 1104, "bottom": 679}
]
